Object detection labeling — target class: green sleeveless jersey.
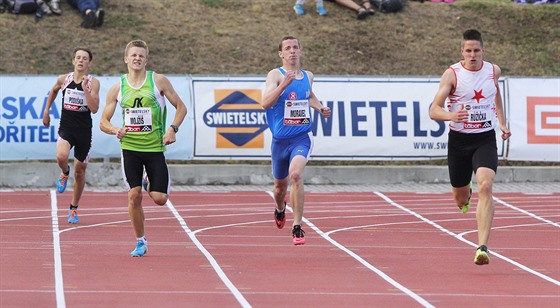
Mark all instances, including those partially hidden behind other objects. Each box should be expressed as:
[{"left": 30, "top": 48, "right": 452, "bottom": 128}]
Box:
[{"left": 119, "top": 70, "right": 167, "bottom": 152}]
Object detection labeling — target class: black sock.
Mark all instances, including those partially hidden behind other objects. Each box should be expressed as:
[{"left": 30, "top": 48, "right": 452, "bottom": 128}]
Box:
[
  {"left": 70, "top": 204, "right": 78, "bottom": 210},
  {"left": 63, "top": 165, "right": 70, "bottom": 176}
]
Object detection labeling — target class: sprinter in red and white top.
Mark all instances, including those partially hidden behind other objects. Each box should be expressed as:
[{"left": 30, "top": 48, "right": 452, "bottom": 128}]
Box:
[{"left": 429, "top": 29, "right": 511, "bottom": 266}]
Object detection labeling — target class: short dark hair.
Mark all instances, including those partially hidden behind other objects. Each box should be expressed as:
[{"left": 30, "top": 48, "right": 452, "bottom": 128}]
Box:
[
  {"left": 73, "top": 47, "right": 93, "bottom": 61},
  {"left": 278, "top": 36, "right": 299, "bottom": 51},
  {"left": 462, "top": 29, "right": 483, "bottom": 47}
]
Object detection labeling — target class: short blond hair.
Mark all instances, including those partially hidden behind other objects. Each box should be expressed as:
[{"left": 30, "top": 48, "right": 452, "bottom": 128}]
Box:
[{"left": 124, "top": 40, "right": 149, "bottom": 58}]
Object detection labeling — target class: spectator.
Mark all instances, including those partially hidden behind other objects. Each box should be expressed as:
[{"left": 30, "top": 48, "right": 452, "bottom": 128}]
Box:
[
  {"left": 67, "top": 0, "right": 105, "bottom": 28},
  {"left": 293, "top": 0, "right": 328, "bottom": 16},
  {"left": 327, "top": 0, "right": 375, "bottom": 19},
  {"left": 36, "top": 0, "right": 62, "bottom": 15}
]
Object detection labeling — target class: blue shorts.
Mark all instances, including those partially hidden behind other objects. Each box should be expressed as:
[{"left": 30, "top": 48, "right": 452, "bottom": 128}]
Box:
[{"left": 270, "top": 132, "right": 313, "bottom": 180}]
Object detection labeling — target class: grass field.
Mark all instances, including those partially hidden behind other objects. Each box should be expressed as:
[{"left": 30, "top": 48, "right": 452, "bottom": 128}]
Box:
[{"left": 0, "top": 0, "right": 558, "bottom": 77}]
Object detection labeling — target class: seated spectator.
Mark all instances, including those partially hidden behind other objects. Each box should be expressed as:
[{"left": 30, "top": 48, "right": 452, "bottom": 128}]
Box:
[
  {"left": 293, "top": 0, "right": 328, "bottom": 16},
  {"left": 37, "top": 0, "right": 62, "bottom": 15},
  {"left": 67, "top": 0, "right": 105, "bottom": 28},
  {"left": 327, "top": 0, "right": 375, "bottom": 20}
]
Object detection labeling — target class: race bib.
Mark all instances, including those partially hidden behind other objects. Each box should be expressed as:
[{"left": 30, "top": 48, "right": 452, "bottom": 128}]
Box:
[
  {"left": 124, "top": 108, "right": 152, "bottom": 133},
  {"left": 283, "top": 99, "right": 310, "bottom": 126},
  {"left": 63, "top": 88, "right": 88, "bottom": 112}
]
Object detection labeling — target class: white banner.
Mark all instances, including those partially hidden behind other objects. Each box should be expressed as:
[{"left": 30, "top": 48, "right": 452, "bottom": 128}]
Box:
[
  {"left": 0, "top": 75, "right": 193, "bottom": 161},
  {"left": 507, "top": 77, "right": 560, "bottom": 161},
  {"left": 192, "top": 76, "right": 506, "bottom": 160}
]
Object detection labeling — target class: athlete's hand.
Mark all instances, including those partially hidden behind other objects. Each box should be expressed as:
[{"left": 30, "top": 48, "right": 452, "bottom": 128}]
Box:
[
  {"left": 42, "top": 113, "right": 50, "bottom": 127},
  {"left": 452, "top": 105, "right": 469, "bottom": 122},
  {"left": 163, "top": 130, "right": 176, "bottom": 145},
  {"left": 500, "top": 125, "right": 511, "bottom": 140},
  {"left": 115, "top": 127, "right": 126, "bottom": 140},
  {"left": 282, "top": 70, "right": 297, "bottom": 87},
  {"left": 320, "top": 106, "right": 331, "bottom": 118}
]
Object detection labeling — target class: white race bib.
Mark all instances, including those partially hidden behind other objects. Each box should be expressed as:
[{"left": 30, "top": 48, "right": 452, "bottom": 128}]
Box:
[{"left": 124, "top": 108, "right": 153, "bottom": 133}]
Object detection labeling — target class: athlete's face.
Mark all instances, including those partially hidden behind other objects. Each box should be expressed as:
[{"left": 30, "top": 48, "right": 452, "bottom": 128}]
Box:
[
  {"left": 461, "top": 40, "right": 484, "bottom": 70},
  {"left": 124, "top": 46, "right": 148, "bottom": 70},
  {"left": 72, "top": 50, "right": 91, "bottom": 72},
  {"left": 278, "top": 39, "right": 301, "bottom": 66}
]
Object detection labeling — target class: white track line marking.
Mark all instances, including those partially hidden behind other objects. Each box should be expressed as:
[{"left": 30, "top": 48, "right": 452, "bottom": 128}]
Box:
[
  {"left": 166, "top": 200, "right": 251, "bottom": 308},
  {"left": 375, "top": 192, "right": 560, "bottom": 286},
  {"left": 266, "top": 191, "right": 435, "bottom": 308},
  {"left": 49, "top": 190, "right": 66, "bottom": 308},
  {"left": 493, "top": 196, "right": 560, "bottom": 228}
]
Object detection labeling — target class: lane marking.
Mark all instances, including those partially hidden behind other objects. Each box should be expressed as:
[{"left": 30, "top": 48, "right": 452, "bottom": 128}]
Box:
[
  {"left": 166, "top": 200, "right": 251, "bottom": 308},
  {"left": 266, "top": 191, "right": 435, "bottom": 308},
  {"left": 493, "top": 196, "right": 560, "bottom": 228},
  {"left": 375, "top": 192, "right": 560, "bottom": 287},
  {"left": 49, "top": 190, "right": 66, "bottom": 308}
]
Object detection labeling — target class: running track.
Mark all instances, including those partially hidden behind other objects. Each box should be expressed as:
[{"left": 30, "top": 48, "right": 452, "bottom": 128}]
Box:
[{"left": 1, "top": 188, "right": 558, "bottom": 307}]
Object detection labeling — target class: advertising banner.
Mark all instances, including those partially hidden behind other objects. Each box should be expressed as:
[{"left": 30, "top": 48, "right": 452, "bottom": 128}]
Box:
[
  {"left": 507, "top": 78, "right": 560, "bottom": 161},
  {"left": 0, "top": 75, "right": 193, "bottom": 161},
  {"left": 192, "top": 76, "right": 506, "bottom": 160}
]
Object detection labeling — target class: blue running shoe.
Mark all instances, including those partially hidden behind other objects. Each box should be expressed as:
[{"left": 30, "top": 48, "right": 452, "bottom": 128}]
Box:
[
  {"left": 68, "top": 209, "right": 79, "bottom": 224},
  {"left": 56, "top": 173, "right": 69, "bottom": 193},
  {"left": 316, "top": 5, "right": 327, "bottom": 16},
  {"left": 130, "top": 240, "right": 147, "bottom": 257},
  {"left": 293, "top": 4, "right": 305, "bottom": 15}
]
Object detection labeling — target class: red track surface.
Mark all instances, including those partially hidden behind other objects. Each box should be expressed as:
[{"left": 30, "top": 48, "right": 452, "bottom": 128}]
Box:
[{"left": 1, "top": 189, "right": 558, "bottom": 307}]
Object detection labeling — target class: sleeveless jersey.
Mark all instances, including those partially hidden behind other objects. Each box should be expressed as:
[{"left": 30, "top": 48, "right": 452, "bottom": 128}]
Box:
[
  {"left": 59, "top": 73, "right": 93, "bottom": 129},
  {"left": 118, "top": 70, "right": 167, "bottom": 152},
  {"left": 265, "top": 68, "right": 312, "bottom": 139},
  {"left": 447, "top": 61, "right": 498, "bottom": 133}
]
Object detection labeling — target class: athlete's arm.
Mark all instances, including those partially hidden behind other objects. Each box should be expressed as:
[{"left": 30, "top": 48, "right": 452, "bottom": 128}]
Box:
[
  {"left": 493, "top": 64, "right": 511, "bottom": 140},
  {"left": 84, "top": 76, "right": 100, "bottom": 114},
  {"left": 154, "top": 73, "right": 187, "bottom": 145},
  {"left": 262, "top": 69, "right": 292, "bottom": 110},
  {"left": 42, "top": 74, "right": 65, "bottom": 127},
  {"left": 429, "top": 68, "right": 468, "bottom": 123},
  {"left": 100, "top": 83, "right": 126, "bottom": 139},
  {"left": 307, "top": 71, "right": 331, "bottom": 118}
]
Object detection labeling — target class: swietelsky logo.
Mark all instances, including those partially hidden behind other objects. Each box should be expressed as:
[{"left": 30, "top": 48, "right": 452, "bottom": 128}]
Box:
[{"left": 203, "top": 90, "right": 267, "bottom": 148}]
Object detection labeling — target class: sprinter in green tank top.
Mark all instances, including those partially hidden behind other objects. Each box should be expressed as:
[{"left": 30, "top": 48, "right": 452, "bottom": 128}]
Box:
[{"left": 100, "top": 40, "right": 187, "bottom": 257}]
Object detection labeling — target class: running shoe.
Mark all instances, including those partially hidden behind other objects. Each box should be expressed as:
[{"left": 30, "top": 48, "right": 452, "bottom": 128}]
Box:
[
  {"left": 142, "top": 170, "right": 150, "bottom": 192},
  {"left": 274, "top": 206, "right": 286, "bottom": 229},
  {"left": 316, "top": 5, "right": 327, "bottom": 16},
  {"left": 130, "top": 240, "right": 147, "bottom": 257},
  {"left": 292, "top": 224, "right": 306, "bottom": 245},
  {"left": 95, "top": 8, "right": 105, "bottom": 27},
  {"left": 56, "top": 173, "right": 69, "bottom": 193},
  {"left": 68, "top": 209, "right": 79, "bottom": 224},
  {"left": 293, "top": 4, "right": 305, "bottom": 15},
  {"left": 459, "top": 181, "right": 472, "bottom": 214},
  {"left": 474, "top": 245, "right": 490, "bottom": 265}
]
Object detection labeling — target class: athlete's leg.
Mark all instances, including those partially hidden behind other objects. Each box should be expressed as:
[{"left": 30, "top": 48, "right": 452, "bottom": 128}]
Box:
[
  {"left": 474, "top": 167, "right": 495, "bottom": 246},
  {"left": 56, "top": 138, "right": 71, "bottom": 174},
  {"left": 128, "top": 186, "right": 145, "bottom": 238},
  {"left": 452, "top": 184, "right": 471, "bottom": 208},
  {"left": 71, "top": 160, "right": 87, "bottom": 206},
  {"left": 273, "top": 177, "right": 288, "bottom": 212},
  {"left": 289, "top": 155, "right": 307, "bottom": 227}
]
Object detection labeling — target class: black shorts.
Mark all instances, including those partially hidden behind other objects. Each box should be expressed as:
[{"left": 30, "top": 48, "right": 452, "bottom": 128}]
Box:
[
  {"left": 121, "top": 150, "right": 170, "bottom": 194},
  {"left": 58, "top": 127, "right": 92, "bottom": 163},
  {"left": 448, "top": 130, "right": 498, "bottom": 188}
]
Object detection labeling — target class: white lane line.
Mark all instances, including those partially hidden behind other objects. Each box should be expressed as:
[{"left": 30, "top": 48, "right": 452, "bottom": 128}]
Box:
[
  {"left": 50, "top": 190, "right": 66, "bottom": 308},
  {"left": 375, "top": 192, "right": 560, "bottom": 287},
  {"left": 166, "top": 200, "right": 251, "bottom": 308},
  {"left": 493, "top": 196, "right": 560, "bottom": 228},
  {"left": 266, "top": 191, "right": 435, "bottom": 308}
]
